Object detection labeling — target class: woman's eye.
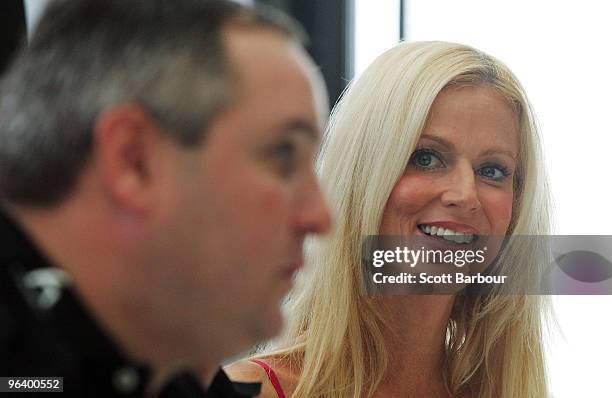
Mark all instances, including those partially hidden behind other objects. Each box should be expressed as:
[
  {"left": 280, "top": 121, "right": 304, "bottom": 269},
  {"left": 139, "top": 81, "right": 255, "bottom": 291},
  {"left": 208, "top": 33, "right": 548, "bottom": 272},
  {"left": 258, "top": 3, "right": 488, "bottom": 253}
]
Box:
[
  {"left": 478, "top": 165, "right": 509, "bottom": 181},
  {"left": 410, "top": 150, "right": 443, "bottom": 170}
]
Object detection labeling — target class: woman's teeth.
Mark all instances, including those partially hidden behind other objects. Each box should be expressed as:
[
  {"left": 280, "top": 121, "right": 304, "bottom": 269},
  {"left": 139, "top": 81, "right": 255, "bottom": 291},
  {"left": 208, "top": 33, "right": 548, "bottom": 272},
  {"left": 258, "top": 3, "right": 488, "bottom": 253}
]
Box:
[{"left": 418, "top": 224, "right": 476, "bottom": 244}]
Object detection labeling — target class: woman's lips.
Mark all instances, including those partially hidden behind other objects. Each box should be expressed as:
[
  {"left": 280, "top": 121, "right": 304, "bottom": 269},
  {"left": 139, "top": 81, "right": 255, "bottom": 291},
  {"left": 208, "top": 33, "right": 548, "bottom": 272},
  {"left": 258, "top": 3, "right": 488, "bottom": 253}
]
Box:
[
  {"left": 414, "top": 225, "right": 478, "bottom": 249},
  {"left": 419, "top": 220, "right": 480, "bottom": 235}
]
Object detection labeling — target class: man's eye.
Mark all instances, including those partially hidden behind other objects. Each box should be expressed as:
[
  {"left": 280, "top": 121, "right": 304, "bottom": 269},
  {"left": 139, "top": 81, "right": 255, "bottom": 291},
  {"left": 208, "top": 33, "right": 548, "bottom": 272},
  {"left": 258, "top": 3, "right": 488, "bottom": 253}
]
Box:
[
  {"left": 274, "top": 142, "right": 295, "bottom": 161},
  {"left": 477, "top": 165, "right": 510, "bottom": 182},
  {"left": 410, "top": 149, "right": 444, "bottom": 170},
  {"left": 272, "top": 141, "right": 297, "bottom": 176}
]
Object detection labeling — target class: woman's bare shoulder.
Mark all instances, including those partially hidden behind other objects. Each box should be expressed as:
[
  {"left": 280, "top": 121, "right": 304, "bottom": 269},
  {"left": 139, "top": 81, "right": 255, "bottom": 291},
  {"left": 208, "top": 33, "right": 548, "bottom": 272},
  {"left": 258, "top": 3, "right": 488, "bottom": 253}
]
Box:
[
  {"left": 224, "top": 359, "right": 266, "bottom": 383},
  {"left": 225, "top": 357, "right": 300, "bottom": 398}
]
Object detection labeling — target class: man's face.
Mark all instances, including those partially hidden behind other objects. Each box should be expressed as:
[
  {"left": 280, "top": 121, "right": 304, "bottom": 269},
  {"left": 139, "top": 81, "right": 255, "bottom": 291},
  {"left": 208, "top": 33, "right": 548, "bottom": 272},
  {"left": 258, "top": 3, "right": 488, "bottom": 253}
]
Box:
[{"left": 148, "top": 27, "right": 331, "bottom": 361}]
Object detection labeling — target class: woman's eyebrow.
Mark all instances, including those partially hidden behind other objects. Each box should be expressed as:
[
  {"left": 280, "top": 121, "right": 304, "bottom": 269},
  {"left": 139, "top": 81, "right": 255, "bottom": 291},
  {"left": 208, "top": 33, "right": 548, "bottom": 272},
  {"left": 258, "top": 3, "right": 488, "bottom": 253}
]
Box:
[
  {"left": 479, "top": 148, "right": 517, "bottom": 161},
  {"left": 420, "top": 134, "right": 517, "bottom": 161},
  {"left": 419, "top": 134, "right": 454, "bottom": 149}
]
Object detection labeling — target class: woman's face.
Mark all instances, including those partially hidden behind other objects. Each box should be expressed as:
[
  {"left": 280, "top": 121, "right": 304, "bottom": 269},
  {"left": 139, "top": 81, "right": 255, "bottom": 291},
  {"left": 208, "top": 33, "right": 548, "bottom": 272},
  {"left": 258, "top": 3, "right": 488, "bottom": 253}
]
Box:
[{"left": 379, "top": 85, "right": 519, "bottom": 242}]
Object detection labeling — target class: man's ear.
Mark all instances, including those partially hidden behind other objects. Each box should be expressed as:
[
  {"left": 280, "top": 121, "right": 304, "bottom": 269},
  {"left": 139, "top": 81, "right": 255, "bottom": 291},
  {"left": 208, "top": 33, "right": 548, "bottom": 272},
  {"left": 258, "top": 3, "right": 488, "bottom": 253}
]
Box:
[{"left": 93, "top": 104, "right": 165, "bottom": 215}]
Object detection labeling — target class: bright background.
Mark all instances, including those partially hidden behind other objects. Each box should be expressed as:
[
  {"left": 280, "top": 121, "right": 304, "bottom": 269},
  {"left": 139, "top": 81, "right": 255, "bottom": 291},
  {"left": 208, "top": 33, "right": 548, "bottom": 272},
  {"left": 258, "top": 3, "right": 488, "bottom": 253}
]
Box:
[{"left": 356, "top": 0, "right": 612, "bottom": 396}]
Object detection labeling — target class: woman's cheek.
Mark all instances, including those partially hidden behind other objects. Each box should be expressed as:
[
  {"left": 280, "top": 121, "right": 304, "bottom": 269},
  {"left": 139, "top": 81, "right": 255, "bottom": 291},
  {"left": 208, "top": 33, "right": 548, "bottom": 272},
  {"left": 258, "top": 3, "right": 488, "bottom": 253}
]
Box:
[
  {"left": 391, "top": 175, "right": 439, "bottom": 209},
  {"left": 381, "top": 175, "right": 439, "bottom": 233},
  {"left": 481, "top": 189, "right": 514, "bottom": 234}
]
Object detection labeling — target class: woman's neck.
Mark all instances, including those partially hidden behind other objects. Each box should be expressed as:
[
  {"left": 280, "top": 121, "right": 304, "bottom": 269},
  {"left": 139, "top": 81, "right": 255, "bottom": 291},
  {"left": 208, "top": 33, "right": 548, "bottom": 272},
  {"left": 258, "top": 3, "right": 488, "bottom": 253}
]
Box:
[{"left": 375, "top": 295, "right": 455, "bottom": 397}]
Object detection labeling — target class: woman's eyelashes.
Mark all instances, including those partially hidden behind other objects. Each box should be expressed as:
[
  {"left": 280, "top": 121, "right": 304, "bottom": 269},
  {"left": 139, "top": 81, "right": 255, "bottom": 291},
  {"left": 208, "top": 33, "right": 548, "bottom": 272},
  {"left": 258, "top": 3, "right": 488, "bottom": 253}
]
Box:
[
  {"left": 477, "top": 163, "right": 511, "bottom": 182},
  {"left": 408, "top": 148, "right": 512, "bottom": 182},
  {"left": 409, "top": 148, "right": 445, "bottom": 170}
]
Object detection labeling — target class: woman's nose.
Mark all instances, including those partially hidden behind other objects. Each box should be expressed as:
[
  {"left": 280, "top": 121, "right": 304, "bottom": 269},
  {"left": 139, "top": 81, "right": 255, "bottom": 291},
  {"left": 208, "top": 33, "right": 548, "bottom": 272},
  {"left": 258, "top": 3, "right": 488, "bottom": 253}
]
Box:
[{"left": 440, "top": 161, "right": 481, "bottom": 213}]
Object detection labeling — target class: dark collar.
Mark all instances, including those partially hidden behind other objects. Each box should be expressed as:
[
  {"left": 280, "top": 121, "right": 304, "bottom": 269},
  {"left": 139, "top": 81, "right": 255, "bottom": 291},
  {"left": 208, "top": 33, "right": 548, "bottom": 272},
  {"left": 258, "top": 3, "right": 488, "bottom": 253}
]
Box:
[
  {"left": 0, "top": 208, "right": 153, "bottom": 395},
  {"left": 159, "top": 368, "right": 261, "bottom": 398},
  {"left": 0, "top": 209, "right": 260, "bottom": 397}
]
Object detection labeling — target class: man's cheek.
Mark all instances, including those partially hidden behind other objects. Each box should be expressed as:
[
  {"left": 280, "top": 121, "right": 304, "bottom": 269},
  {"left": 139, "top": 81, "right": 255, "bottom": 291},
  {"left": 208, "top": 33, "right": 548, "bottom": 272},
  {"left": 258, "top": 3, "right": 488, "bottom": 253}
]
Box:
[{"left": 251, "top": 182, "right": 291, "bottom": 219}]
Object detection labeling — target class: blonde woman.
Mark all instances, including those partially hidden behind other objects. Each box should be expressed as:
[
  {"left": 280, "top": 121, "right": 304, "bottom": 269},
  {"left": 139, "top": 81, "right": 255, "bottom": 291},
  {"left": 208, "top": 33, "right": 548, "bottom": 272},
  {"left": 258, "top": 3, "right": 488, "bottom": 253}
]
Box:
[{"left": 226, "top": 41, "right": 551, "bottom": 398}]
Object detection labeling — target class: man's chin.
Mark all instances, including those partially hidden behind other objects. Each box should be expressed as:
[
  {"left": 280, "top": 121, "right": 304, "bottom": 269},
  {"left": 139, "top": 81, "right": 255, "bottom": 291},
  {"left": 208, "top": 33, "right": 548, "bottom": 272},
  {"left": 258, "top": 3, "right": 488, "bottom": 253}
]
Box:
[{"left": 252, "top": 308, "right": 284, "bottom": 343}]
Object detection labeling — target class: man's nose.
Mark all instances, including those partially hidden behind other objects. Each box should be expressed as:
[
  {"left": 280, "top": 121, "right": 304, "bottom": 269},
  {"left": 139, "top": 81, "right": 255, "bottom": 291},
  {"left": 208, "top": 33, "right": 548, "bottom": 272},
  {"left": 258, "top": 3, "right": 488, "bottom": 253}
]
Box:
[
  {"left": 296, "top": 175, "right": 332, "bottom": 235},
  {"left": 440, "top": 161, "right": 481, "bottom": 213}
]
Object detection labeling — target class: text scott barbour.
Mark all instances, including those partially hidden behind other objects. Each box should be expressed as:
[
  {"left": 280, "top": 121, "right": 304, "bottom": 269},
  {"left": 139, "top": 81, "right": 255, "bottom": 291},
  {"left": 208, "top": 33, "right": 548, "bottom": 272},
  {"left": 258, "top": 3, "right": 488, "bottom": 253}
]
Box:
[{"left": 372, "top": 272, "right": 507, "bottom": 285}]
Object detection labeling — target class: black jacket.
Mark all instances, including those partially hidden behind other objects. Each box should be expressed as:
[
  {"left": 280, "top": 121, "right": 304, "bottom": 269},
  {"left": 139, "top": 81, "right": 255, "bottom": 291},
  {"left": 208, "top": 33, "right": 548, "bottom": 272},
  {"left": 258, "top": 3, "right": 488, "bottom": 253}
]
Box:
[{"left": 0, "top": 210, "right": 260, "bottom": 397}]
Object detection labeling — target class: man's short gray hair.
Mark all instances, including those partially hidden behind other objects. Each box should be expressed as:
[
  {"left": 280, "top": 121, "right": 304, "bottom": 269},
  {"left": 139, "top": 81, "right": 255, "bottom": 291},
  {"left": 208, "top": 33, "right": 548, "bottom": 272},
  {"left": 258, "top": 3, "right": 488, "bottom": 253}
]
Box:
[{"left": 0, "top": 0, "right": 305, "bottom": 206}]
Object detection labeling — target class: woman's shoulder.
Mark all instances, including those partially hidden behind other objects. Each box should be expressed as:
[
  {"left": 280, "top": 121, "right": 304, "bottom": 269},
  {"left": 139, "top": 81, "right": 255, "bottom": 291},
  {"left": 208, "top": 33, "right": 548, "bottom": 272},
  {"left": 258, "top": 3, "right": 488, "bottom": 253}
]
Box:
[{"left": 224, "top": 356, "right": 299, "bottom": 398}]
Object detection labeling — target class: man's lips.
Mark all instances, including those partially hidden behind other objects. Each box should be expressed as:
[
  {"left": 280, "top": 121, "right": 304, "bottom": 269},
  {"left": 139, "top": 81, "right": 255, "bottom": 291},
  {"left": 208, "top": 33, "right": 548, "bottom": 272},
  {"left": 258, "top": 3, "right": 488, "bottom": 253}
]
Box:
[{"left": 281, "top": 259, "right": 304, "bottom": 279}]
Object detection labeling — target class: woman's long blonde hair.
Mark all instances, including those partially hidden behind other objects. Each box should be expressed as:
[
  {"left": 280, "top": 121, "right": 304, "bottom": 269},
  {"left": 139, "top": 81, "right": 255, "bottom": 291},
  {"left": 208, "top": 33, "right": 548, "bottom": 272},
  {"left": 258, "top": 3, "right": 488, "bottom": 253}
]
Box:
[{"left": 261, "top": 41, "right": 551, "bottom": 398}]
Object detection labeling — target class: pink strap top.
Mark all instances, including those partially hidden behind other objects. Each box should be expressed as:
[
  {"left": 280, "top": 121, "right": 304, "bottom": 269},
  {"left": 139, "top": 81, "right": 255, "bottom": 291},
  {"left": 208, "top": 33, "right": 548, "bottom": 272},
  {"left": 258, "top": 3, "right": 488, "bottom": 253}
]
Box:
[{"left": 250, "top": 359, "right": 287, "bottom": 398}]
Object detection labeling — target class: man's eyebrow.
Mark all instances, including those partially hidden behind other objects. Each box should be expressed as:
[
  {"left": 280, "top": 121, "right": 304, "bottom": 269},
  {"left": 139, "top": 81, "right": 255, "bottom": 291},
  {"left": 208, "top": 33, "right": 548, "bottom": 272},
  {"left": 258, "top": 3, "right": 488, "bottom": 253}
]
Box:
[
  {"left": 280, "top": 120, "right": 319, "bottom": 141},
  {"left": 419, "top": 133, "right": 517, "bottom": 161}
]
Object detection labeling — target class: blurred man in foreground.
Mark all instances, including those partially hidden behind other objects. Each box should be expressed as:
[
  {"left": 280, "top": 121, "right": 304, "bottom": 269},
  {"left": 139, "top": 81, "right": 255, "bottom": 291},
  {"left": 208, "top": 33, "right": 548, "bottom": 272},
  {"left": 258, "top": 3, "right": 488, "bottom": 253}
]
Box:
[{"left": 0, "top": 0, "right": 330, "bottom": 396}]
